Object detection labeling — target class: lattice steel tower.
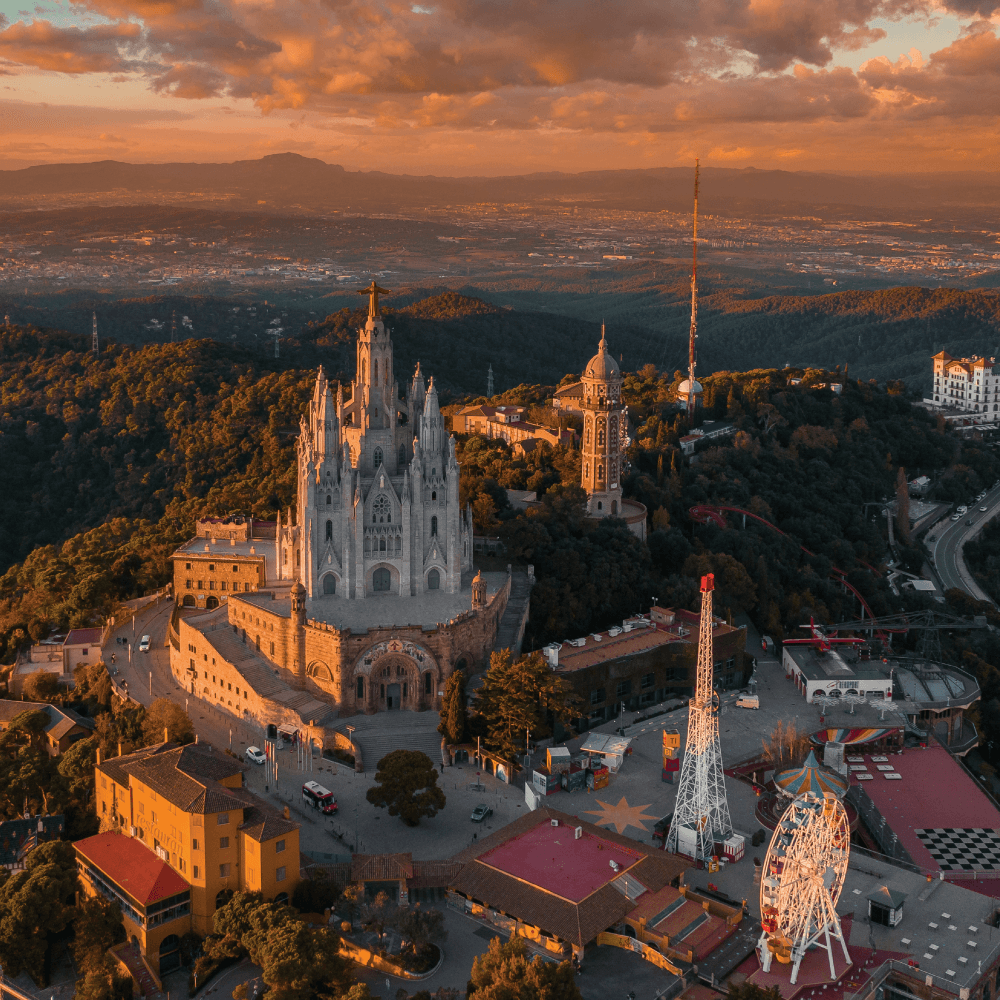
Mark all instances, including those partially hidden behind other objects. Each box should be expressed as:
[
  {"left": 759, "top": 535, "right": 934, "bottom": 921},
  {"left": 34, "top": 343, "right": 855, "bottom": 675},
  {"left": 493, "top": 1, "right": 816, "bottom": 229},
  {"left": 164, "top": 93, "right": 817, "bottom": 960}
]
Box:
[{"left": 665, "top": 572, "right": 732, "bottom": 859}]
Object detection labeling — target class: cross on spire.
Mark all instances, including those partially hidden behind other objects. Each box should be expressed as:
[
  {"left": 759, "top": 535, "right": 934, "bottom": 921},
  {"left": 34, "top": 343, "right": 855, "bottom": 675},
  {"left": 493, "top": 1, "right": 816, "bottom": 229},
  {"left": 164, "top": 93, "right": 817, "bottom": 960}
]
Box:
[{"left": 357, "top": 280, "right": 391, "bottom": 319}]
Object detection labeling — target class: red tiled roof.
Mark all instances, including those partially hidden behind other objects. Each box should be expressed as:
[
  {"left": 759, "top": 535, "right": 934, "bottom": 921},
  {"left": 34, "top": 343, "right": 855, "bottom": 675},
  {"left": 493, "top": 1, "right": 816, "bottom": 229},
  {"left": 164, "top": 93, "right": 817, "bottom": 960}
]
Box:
[
  {"left": 75, "top": 832, "right": 188, "bottom": 906},
  {"left": 65, "top": 628, "right": 103, "bottom": 646}
]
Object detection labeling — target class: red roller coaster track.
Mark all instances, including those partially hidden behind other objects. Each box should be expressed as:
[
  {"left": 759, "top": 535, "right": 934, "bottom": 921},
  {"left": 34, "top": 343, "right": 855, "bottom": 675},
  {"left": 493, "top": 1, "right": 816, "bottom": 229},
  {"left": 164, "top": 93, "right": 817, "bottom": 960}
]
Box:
[{"left": 688, "top": 504, "right": 894, "bottom": 644}]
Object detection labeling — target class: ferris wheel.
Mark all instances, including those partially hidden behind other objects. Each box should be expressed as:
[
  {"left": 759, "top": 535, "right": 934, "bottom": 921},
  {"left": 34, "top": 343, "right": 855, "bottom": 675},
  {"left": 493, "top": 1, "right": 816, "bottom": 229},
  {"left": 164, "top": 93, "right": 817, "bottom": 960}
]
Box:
[{"left": 759, "top": 791, "right": 852, "bottom": 984}]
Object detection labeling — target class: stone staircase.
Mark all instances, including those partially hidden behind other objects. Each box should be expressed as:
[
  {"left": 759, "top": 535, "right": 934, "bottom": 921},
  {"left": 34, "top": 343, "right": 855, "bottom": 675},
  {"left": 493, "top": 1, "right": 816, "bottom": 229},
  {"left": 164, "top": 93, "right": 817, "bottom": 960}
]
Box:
[
  {"left": 348, "top": 717, "right": 446, "bottom": 771},
  {"left": 493, "top": 571, "right": 532, "bottom": 655},
  {"left": 113, "top": 943, "right": 163, "bottom": 1000}
]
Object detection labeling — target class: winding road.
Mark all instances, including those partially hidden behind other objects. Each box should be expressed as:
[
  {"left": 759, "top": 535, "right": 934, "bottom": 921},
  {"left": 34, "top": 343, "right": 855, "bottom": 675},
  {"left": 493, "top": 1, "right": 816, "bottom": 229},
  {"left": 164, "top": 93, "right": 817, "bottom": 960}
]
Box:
[{"left": 927, "top": 483, "right": 1000, "bottom": 605}]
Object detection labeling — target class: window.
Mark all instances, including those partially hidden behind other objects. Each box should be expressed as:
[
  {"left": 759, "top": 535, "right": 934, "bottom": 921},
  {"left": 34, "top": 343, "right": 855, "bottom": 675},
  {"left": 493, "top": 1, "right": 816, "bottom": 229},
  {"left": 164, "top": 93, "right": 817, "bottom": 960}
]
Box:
[
  {"left": 192, "top": 839, "right": 199, "bottom": 851},
  {"left": 138, "top": 803, "right": 145, "bottom": 814},
  {"left": 428, "top": 568, "right": 440, "bottom": 590},
  {"left": 431, "top": 515, "right": 438, "bottom": 536},
  {"left": 615, "top": 679, "right": 632, "bottom": 698},
  {"left": 217, "top": 813, "right": 229, "bottom": 825},
  {"left": 326, "top": 494, "right": 331, "bottom": 506},
  {"left": 326, "top": 520, "right": 333, "bottom": 540},
  {"left": 219, "top": 863, "right": 231, "bottom": 878},
  {"left": 101, "top": 776, "right": 107, "bottom": 789},
  {"left": 209, "top": 581, "right": 215, "bottom": 591},
  {"left": 186, "top": 579, "right": 193, "bottom": 589},
  {"left": 151, "top": 812, "right": 157, "bottom": 822},
  {"left": 372, "top": 493, "right": 390, "bottom": 523},
  {"left": 179, "top": 857, "right": 186, "bottom": 873},
  {"left": 323, "top": 575, "right": 336, "bottom": 595},
  {"left": 232, "top": 565, "right": 238, "bottom": 573},
  {"left": 220, "top": 837, "right": 229, "bottom": 849},
  {"left": 373, "top": 447, "right": 383, "bottom": 467},
  {"left": 276, "top": 839, "right": 286, "bottom": 853},
  {"left": 186, "top": 562, "right": 192, "bottom": 570},
  {"left": 356, "top": 676, "right": 365, "bottom": 699},
  {"left": 193, "top": 865, "right": 200, "bottom": 879},
  {"left": 590, "top": 688, "right": 606, "bottom": 706},
  {"left": 275, "top": 866, "right": 286, "bottom": 882},
  {"left": 197, "top": 580, "right": 203, "bottom": 590},
  {"left": 431, "top": 491, "right": 436, "bottom": 501},
  {"left": 425, "top": 672, "right": 432, "bottom": 695},
  {"left": 270, "top": 641, "right": 275, "bottom": 656},
  {"left": 209, "top": 563, "right": 215, "bottom": 572},
  {"left": 641, "top": 672, "right": 655, "bottom": 689}
]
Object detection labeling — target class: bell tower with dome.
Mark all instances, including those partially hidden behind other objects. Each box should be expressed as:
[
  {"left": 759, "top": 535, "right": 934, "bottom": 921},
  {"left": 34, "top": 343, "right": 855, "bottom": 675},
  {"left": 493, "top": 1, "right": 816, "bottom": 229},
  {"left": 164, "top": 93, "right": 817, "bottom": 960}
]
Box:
[{"left": 580, "top": 325, "right": 627, "bottom": 519}]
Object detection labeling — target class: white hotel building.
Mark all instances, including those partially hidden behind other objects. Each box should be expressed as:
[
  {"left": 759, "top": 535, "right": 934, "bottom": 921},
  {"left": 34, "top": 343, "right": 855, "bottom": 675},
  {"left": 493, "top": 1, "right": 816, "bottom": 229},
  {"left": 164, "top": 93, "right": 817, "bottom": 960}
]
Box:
[{"left": 924, "top": 351, "right": 1000, "bottom": 428}]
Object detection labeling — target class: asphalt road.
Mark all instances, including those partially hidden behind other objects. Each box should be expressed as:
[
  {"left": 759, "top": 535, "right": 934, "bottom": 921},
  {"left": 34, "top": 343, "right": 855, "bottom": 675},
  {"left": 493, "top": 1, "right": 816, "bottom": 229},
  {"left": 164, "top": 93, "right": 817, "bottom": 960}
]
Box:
[{"left": 927, "top": 482, "right": 1000, "bottom": 602}]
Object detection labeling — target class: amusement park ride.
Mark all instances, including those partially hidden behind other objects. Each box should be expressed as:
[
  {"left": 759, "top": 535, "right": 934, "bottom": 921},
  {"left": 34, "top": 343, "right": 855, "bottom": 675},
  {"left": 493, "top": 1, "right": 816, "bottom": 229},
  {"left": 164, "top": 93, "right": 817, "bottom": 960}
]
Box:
[
  {"left": 665, "top": 573, "right": 733, "bottom": 861},
  {"left": 784, "top": 618, "right": 865, "bottom": 654},
  {"left": 759, "top": 791, "right": 852, "bottom": 984}
]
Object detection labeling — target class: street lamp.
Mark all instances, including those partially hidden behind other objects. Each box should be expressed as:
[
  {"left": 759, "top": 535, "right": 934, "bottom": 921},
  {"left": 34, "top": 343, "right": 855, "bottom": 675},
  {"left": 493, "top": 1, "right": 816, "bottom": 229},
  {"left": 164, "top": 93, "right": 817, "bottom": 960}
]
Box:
[{"left": 149, "top": 671, "right": 152, "bottom": 698}]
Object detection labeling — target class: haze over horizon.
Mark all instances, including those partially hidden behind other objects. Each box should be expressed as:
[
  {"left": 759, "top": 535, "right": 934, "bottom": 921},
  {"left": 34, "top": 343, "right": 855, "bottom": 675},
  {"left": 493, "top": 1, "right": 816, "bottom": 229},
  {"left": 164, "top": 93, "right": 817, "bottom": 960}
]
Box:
[{"left": 1, "top": 0, "right": 998, "bottom": 175}]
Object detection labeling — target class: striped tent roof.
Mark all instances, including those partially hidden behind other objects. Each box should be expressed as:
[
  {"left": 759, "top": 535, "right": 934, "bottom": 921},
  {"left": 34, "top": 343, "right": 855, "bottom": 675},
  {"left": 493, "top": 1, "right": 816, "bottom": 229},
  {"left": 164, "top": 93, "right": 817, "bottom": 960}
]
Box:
[
  {"left": 773, "top": 750, "right": 850, "bottom": 799},
  {"left": 809, "top": 727, "right": 900, "bottom": 747}
]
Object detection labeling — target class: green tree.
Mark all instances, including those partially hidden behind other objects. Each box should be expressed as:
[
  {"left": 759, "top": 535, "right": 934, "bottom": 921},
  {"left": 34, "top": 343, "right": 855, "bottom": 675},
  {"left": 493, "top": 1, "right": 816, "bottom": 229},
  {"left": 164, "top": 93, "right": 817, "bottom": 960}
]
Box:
[
  {"left": 338, "top": 884, "right": 364, "bottom": 925},
  {"left": 437, "top": 670, "right": 467, "bottom": 745},
  {"left": 366, "top": 751, "right": 446, "bottom": 827},
  {"left": 396, "top": 905, "right": 447, "bottom": 954},
  {"left": 72, "top": 959, "right": 134, "bottom": 1000},
  {"left": 255, "top": 920, "right": 353, "bottom": 1000},
  {"left": 140, "top": 697, "right": 194, "bottom": 746},
  {"left": 71, "top": 894, "right": 126, "bottom": 972},
  {"left": 22, "top": 671, "right": 61, "bottom": 703},
  {"left": 360, "top": 891, "right": 397, "bottom": 951},
  {"left": 0, "top": 840, "right": 79, "bottom": 985},
  {"left": 58, "top": 735, "right": 99, "bottom": 805},
  {"left": 341, "top": 986, "right": 375, "bottom": 1000},
  {"left": 291, "top": 876, "right": 340, "bottom": 914},
  {"left": 474, "top": 650, "right": 578, "bottom": 762},
  {"left": 467, "top": 935, "right": 581, "bottom": 1000}
]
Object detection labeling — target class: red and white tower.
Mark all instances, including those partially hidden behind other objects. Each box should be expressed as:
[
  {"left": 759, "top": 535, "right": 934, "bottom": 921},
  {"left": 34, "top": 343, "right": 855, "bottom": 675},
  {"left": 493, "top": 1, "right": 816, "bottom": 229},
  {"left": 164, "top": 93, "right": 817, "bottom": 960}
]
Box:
[{"left": 666, "top": 573, "right": 732, "bottom": 860}]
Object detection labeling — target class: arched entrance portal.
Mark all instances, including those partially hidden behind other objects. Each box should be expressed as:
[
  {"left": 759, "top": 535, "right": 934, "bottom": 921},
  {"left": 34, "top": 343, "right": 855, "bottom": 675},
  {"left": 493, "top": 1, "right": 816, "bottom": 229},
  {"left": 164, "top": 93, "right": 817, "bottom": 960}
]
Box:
[{"left": 159, "top": 934, "right": 181, "bottom": 974}]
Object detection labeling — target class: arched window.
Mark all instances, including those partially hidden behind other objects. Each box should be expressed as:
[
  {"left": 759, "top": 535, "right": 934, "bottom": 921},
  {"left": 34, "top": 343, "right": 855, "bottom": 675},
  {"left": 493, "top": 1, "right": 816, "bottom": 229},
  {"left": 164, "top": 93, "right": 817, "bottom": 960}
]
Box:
[
  {"left": 323, "top": 575, "right": 336, "bottom": 595},
  {"left": 183, "top": 594, "right": 195, "bottom": 607},
  {"left": 431, "top": 491, "right": 436, "bottom": 501},
  {"left": 361, "top": 359, "right": 366, "bottom": 383},
  {"left": 373, "top": 447, "right": 383, "bottom": 468},
  {"left": 428, "top": 569, "right": 440, "bottom": 590},
  {"left": 326, "top": 494, "right": 331, "bottom": 505},
  {"left": 585, "top": 463, "right": 589, "bottom": 478},
  {"left": 373, "top": 494, "right": 390, "bottom": 523},
  {"left": 379, "top": 537, "right": 386, "bottom": 552},
  {"left": 394, "top": 535, "right": 401, "bottom": 555},
  {"left": 431, "top": 515, "right": 438, "bottom": 536},
  {"left": 597, "top": 427, "right": 606, "bottom": 447},
  {"left": 206, "top": 596, "right": 219, "bottom": 609},
  {"left": 325, "top": 520, "right": 333, "bottom": 540},
  {"left": 597, "top": 501, "right": 603, "bottom": 511},
  {"left": 597, "top": 464, "right": 604, "bottom": 480},
  {"left": 356, "top": 675, "right": 364, "bottom": 699},
  {"left": 255, "top": 635, "right": 260, "bottom": 651},
  {"left": 585, "top": 423, "right": 591, "bottom": 444}
]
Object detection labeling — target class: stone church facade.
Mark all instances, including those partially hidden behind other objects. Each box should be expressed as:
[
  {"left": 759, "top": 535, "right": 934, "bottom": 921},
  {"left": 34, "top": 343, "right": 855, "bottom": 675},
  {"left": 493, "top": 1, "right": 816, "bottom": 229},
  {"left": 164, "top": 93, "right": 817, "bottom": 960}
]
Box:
[{"left": 170, "top": 284, "right": 511, "bottom": 728}]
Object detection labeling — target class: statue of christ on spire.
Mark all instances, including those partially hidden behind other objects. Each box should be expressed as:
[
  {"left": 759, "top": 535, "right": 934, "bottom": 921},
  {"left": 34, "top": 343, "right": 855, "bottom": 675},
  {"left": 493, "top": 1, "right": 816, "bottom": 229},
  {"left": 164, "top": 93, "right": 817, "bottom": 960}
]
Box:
[{"left": 358, "top": 280, "right": 392, "bottom": 319}]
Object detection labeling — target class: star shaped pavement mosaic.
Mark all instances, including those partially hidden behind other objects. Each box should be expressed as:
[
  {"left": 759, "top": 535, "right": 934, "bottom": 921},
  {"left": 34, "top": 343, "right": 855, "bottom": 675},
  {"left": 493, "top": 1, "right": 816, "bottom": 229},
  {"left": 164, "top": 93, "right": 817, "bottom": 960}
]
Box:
[{"left": 582, "top": 796, "right": 659, "bottom": 835}]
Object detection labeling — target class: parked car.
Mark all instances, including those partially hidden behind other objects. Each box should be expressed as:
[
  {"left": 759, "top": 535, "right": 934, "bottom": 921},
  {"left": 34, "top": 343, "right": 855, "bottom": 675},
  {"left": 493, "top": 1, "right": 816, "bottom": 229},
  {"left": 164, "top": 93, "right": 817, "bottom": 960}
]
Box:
[
  {"left": 736, "top": 694, "right": 760, "bottom": 710},
  {"left": 981, "top": 506, "right": 989, "bottom": 512},
  {"left": 957, "top": 506, "right": 968, "bottom": 514},
  {"left": 245, "top": 746, "right": 266, "bottom": 765},
  {"left": 471, "top": 804, "right": 493, "bottom": 822},
  {"left": 138, "top": 635, "right": 151, "bottom": 652},
  {"left": 951, "top": 514, "right": 961, "bottom": 521}
]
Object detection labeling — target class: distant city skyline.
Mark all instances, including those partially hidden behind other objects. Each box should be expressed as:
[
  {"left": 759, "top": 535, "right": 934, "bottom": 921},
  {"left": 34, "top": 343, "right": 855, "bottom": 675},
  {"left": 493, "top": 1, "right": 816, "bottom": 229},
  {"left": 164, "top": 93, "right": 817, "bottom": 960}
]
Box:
[{"left": 0, "top": 0, "right": 996, "bottom": 173}]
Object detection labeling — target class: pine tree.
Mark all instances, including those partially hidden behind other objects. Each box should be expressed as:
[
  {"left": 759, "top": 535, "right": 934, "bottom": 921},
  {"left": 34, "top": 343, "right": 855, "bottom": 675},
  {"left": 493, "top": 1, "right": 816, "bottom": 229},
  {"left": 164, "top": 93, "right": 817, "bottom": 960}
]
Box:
[{"left": 437, "top": 670, "right": 467, "bottom": 745}]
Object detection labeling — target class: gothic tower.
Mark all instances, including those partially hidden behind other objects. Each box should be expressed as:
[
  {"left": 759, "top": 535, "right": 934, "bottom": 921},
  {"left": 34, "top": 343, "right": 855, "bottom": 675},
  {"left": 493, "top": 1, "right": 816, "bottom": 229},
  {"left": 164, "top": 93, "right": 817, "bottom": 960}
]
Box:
[{"left": 580, "top": 325, "right": 626, "bottom": 518}]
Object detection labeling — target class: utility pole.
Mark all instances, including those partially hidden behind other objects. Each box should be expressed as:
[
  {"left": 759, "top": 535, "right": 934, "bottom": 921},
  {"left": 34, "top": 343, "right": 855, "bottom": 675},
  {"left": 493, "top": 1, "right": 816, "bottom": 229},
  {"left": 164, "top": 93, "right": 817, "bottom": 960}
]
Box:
[{"left": 92, "top": 311, "right": 99, "bottom": 356}]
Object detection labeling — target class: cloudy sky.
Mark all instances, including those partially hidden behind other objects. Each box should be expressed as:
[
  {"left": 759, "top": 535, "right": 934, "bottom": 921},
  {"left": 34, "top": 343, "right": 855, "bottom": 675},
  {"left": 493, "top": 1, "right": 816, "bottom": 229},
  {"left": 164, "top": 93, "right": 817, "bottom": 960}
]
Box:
[{"left": 1, "top": 0, "right": 997, "bottom": 174}]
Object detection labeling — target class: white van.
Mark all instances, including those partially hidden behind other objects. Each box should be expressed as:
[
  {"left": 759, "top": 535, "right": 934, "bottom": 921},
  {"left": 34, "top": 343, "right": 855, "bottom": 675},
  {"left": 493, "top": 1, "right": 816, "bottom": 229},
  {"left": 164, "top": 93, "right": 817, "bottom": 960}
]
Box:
[{"left": 736, "top": 694, "right": 759, "bottom": 710}]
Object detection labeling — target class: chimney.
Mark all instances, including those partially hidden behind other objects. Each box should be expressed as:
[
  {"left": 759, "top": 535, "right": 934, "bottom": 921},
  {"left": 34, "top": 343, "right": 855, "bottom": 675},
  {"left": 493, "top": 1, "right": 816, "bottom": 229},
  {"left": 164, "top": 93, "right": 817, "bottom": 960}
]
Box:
[
  {"left": 118, "top": 742, "right": 122, "bottom": 757},
  {"left": 96, "top": 747, "right": 102, "bottom": 765},
  {"left": 282, "top": 806, "right": 290, "bottom": 820},
  {"left": 164, "top": 727, "right": 169, "bottom": 744}
]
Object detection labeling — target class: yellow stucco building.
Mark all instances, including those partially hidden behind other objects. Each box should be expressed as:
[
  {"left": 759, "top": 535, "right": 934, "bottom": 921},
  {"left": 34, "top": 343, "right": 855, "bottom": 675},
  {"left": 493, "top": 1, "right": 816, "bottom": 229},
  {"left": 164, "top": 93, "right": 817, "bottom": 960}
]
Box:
[{"left": 79, "top": 741, "right": 300, "bottom": 976}]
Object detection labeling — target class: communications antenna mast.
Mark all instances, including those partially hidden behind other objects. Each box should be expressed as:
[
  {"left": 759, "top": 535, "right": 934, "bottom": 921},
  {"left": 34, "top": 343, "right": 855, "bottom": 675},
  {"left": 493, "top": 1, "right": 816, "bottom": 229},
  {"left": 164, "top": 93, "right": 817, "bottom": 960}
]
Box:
[
  {"left": 92, "top": 311, "right": 99, "bottom": 356},
  {"left": 665, "top": 572, "right": 732, "bottom": 860},
  {"left": 487, "top": 364, "right": 494, "bottom": 400},
  {"left": 687, "top": 160, "right": 700, "bottom": 419},
  {"left": 171, "top": 310, "right": 176, "bottom": 343}
]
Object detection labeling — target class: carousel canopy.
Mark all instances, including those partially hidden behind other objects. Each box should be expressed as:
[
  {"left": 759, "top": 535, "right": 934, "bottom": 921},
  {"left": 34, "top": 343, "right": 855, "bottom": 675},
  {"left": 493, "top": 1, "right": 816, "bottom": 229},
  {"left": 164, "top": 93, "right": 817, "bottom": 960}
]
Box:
[
  {"left": 810, "top": 727, "right": 900, "bottom": 747},
  {"left": 773, "top": 749, "right": 850, "bottom": 799}
]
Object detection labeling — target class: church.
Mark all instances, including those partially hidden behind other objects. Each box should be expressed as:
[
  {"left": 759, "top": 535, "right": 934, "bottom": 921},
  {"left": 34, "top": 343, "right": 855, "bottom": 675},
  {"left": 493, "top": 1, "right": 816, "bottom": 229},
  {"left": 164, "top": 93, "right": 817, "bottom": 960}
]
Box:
[
  {"left": 275, "top": 281, "right": 474, "bottom": 599},
  {"left": 169, "top": 283, "right": 513, "bottom": 733}
]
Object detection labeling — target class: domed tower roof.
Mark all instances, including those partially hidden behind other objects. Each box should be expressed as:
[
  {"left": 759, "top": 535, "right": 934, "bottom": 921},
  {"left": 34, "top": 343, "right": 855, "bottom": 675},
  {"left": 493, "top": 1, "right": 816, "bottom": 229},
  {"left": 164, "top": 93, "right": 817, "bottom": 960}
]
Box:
[{"left": 583, "top": 324, "right": 620, "bottom": 382}]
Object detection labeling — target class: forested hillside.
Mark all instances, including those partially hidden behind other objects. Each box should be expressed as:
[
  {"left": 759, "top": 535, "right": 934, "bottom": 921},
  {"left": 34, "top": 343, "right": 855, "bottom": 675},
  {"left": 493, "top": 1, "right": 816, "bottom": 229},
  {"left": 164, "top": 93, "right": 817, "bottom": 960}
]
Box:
[{"left": 7, "top": 284, "right": 1000, "bottom": 397}]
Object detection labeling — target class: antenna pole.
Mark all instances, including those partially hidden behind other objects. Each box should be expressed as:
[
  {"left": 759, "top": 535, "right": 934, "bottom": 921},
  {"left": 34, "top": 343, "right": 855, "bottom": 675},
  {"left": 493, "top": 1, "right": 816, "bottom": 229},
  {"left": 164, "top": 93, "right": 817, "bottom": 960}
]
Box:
[
  {"left": 687, "top": 160, "right": 699, "bottom": 421},
  {"left": 92, "top": 311, "right": 99, "bottom": 357}
]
